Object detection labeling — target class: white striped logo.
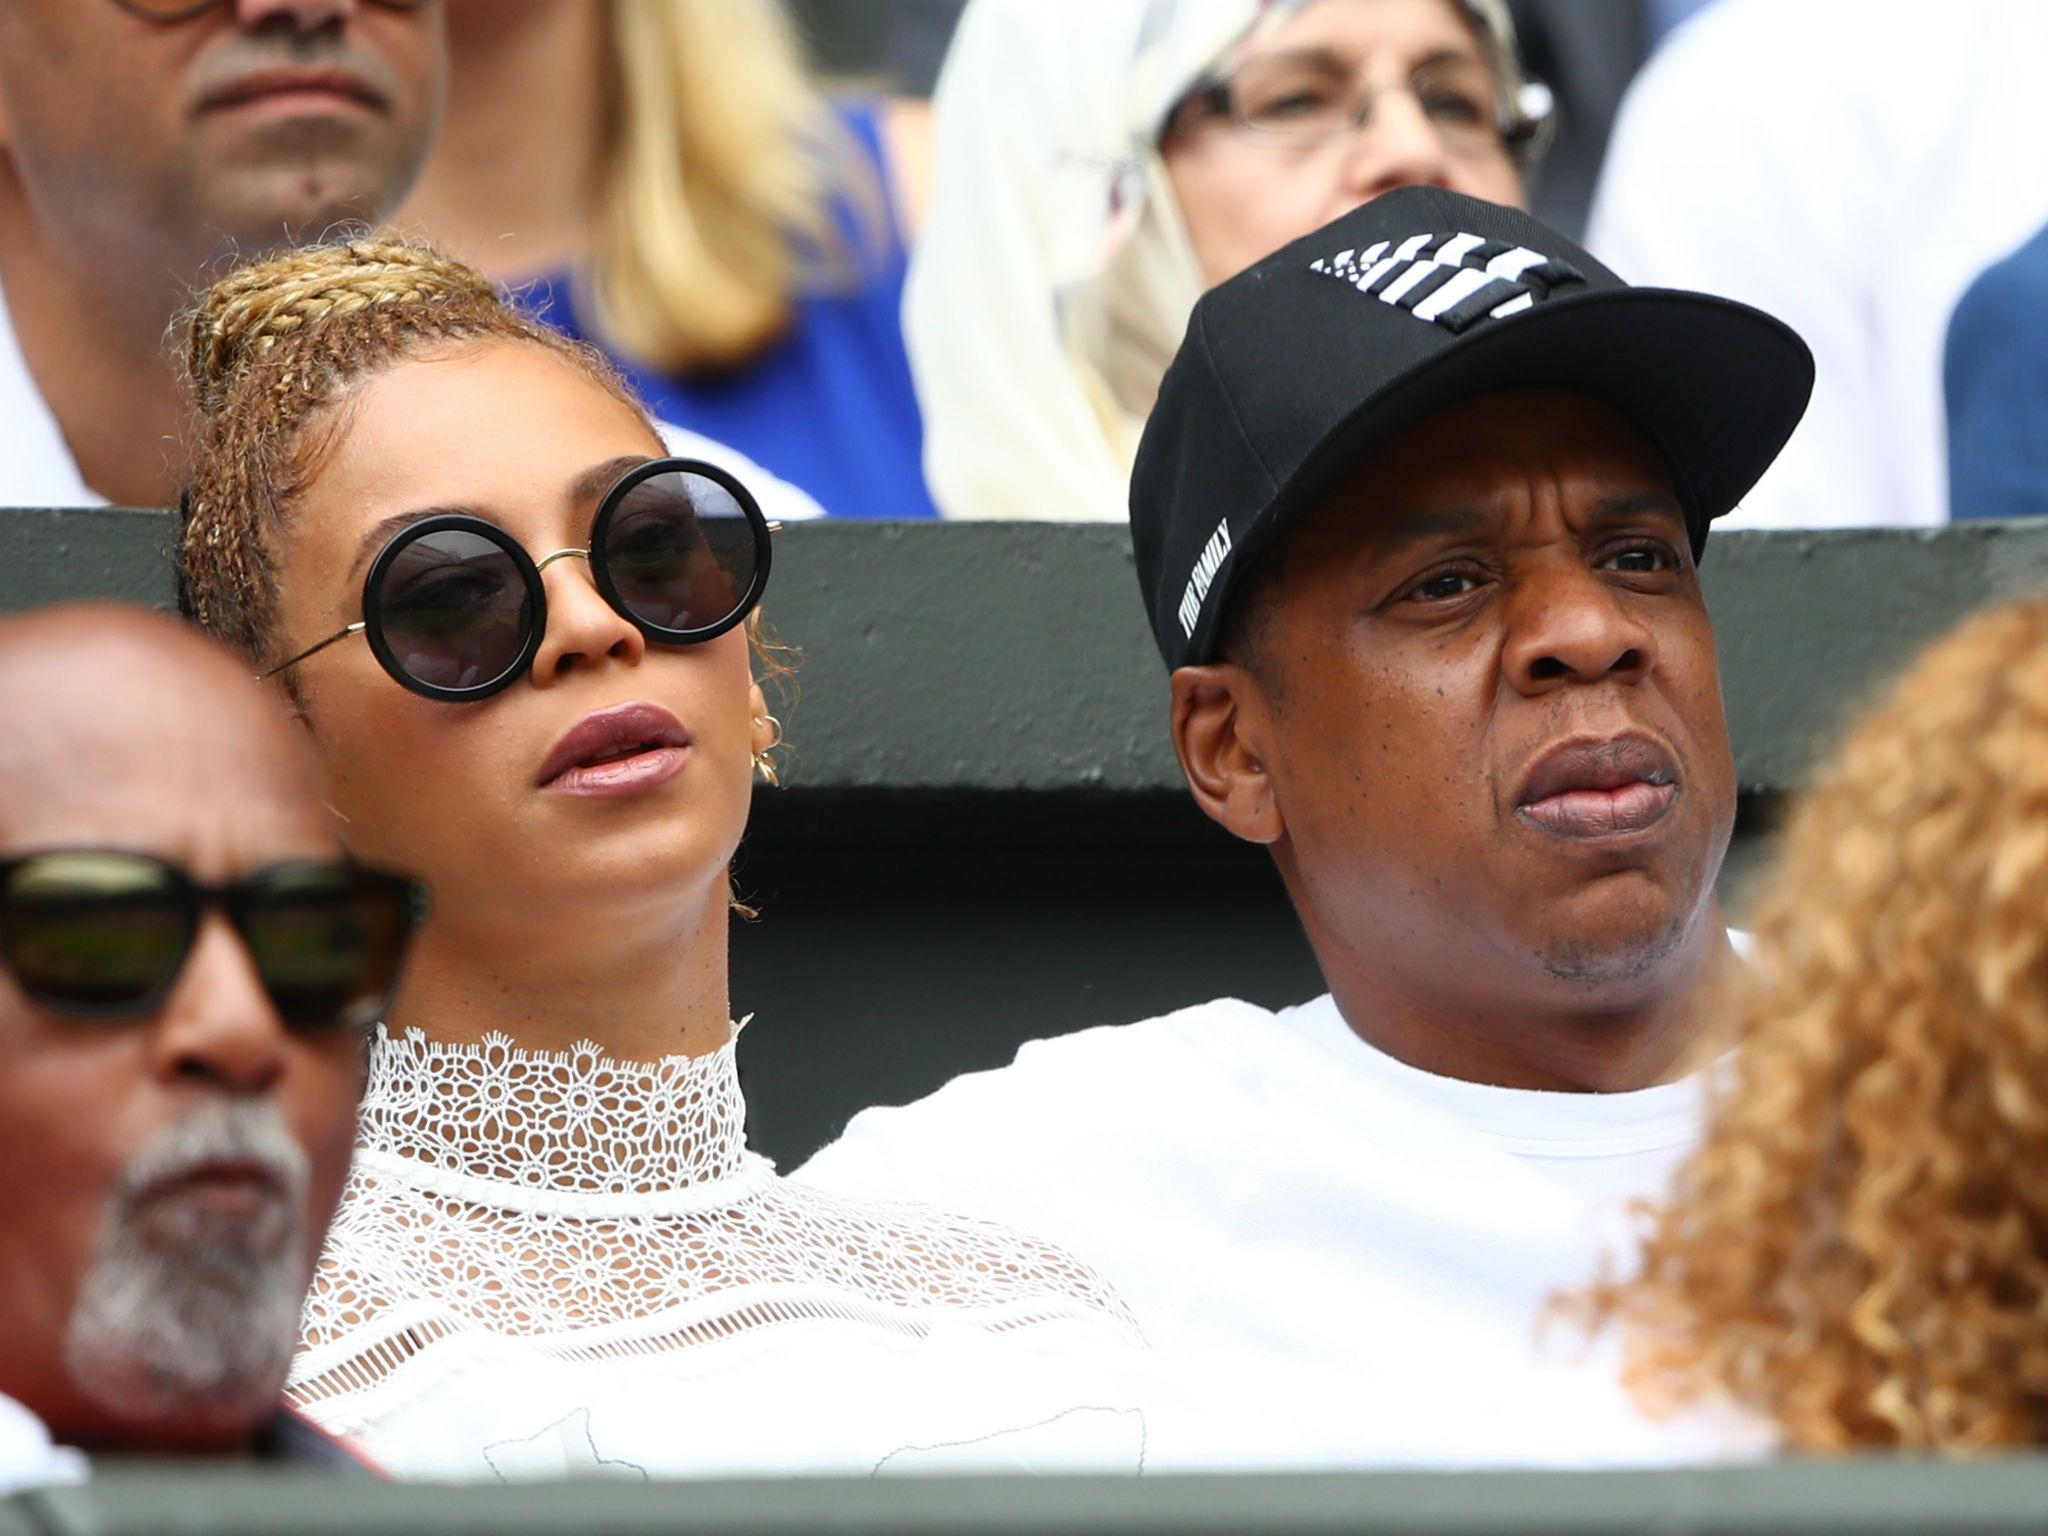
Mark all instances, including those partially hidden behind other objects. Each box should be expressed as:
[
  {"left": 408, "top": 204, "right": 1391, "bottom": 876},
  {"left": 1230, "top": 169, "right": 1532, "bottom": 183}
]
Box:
[{"left": 1307, "top": 231, "right": 1585, "bottom": 333}]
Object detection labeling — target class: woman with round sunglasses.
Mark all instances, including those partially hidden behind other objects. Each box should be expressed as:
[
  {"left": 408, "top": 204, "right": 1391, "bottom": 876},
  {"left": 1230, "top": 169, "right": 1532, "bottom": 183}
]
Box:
[{"left": 173, "top": 238, "right": 1152, "bottom": 1480}]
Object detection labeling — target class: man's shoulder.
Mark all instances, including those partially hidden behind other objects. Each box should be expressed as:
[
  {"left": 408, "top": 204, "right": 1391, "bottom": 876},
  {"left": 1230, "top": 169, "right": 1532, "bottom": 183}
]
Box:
[
  {"left": 1956, "top": 225, "right": 2048, "bottom": 326},
  {"left": 910, "top": 994, "right": 1291, "bottom": 1109},
  {"left": 796, "top": 996, "right": 1304, "bottom": 1192},
  {"left": 0, "top": 1393, "right": 86, "bottom": 1496},
  {"left": 0, "top": 271, "right": 101, "bottom": 508}
]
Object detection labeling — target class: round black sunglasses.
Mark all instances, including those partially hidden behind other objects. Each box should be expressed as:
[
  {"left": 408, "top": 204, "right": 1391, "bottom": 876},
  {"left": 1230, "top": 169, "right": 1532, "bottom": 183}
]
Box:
[
  {"left": 0, "top": 850, "right": 426, "bottom": 1032},
  {"left": 266, "top": 457, "right": 776, "bottom": 703}
]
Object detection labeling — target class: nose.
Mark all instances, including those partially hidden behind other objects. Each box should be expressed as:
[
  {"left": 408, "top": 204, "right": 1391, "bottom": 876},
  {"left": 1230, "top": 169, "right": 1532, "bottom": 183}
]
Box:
[
  {"left": 528, "top": 558, "right": 647, "bottom": 686},
  {"left": 1338, "top": 88, "right": 1454, "bottom": 202},
  {"left": 1500, "top": 557, "right": 1659, "bottom": 697},
  {"left": 150, "top": 913, "right": 288, "bottom": 1093},
  {"left": 231, "top": 0, "right": 358, "bottom": 31}
]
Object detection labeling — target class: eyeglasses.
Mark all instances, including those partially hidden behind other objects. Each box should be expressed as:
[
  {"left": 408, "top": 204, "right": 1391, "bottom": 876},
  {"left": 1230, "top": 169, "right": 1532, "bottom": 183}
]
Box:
[
  {"left": 0, "top": 850, "right": 425, "bottom": 1031},
  {"left": 110, "top": 0, "right": 432, "bottom": 20},
  {"left": 268, "top": 457, "right": 776, "bottom": 703},
  {"left": 1186, "top": 51, "right": 1552, "bottom": 162}
]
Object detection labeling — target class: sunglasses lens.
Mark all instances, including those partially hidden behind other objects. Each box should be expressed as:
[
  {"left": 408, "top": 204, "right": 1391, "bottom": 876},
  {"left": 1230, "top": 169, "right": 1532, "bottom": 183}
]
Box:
[
  {"left": 238, "top": 865, "right": 418, "bottom": 1032},
  {"left": 375, "top": 527, "right": 534, "bottom": 693},
  {"left": 0, "top": 853, "right": 189, "bottom": 1015},
  {"left": 601, "top": 469, "right": 761, "bottom": 637}
]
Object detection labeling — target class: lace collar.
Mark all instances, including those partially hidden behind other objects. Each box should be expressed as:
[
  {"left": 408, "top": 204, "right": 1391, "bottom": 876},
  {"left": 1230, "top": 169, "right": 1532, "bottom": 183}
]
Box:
[{"left": 356, "top": 1024, "right": 752, "bottom": 1197}]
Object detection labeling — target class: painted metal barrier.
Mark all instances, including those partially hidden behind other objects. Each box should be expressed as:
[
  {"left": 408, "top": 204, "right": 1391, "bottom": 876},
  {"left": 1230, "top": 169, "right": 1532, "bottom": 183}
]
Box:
[
  {"left": 5, "top": 511, "right": 2046, "bottom": 1162},
  {"left": 6, "top": 1460, "right": 2048, "bottom": 1536}
]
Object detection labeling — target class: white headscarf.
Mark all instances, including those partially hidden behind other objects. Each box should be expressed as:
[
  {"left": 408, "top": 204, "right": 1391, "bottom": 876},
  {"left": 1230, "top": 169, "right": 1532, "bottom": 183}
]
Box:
[{"left": 906, "top": 0, "right": 1532, "bottom": 522}]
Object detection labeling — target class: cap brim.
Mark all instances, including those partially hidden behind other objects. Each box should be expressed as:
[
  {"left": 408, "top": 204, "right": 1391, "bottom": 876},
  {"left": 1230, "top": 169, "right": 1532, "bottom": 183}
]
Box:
[{"left": 1250, "top": 285, "right": 1814, "bottom": 579}]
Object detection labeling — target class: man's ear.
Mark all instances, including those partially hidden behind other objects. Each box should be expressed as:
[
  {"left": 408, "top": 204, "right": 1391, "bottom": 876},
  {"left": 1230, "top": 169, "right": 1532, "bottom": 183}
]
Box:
[{"left": 1169, "top": 662, "right": 1284, "bottom": 846}]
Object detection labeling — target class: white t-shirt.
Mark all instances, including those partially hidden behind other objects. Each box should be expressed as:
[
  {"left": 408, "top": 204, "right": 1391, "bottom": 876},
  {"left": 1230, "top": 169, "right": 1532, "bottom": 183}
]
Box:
[
  {"left": 1586, "top": 0, "right": 2048, "bottom": 530},
  {"left": 0, "top": 1393, "right": 86, "bottom": 1497},
  {"left": 0, "top": 271, "right": 826, "bottom": 521},
  {"left": 798, "top": 991, "right": 1770, "bottom": 1470}
]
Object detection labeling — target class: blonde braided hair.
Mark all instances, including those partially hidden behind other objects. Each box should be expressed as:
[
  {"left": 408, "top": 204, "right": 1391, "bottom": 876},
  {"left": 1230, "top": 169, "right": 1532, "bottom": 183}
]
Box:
[{"left": 177, "top": 236, "right": 646, "bottom": 665}]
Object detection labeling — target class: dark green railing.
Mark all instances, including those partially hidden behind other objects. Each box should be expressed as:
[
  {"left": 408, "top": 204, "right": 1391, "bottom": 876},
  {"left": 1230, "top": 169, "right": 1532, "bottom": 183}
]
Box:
[
  {"left": 7, "top": 1459, "right": 2048, "bottom": 1535},
  {"left": 6, "top": 512, "right": 2046, "bottom": 1164}
]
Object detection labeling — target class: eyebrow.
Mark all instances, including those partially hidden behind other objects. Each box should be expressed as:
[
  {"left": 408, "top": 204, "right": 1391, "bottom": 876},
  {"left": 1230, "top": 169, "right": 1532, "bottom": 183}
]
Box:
[
  {"left": 1362, "top": 488, "right": 1685, "bottom": 561},
  {"left": 344, "top": 453, "right": 656, "bottom": 583},
  {"left": 1588, "top": 490, "right": 1687, "bottom": 531},
  {"left": 1364, "top": 502, "right": 1498, "bottom": 560},
  {"left": 1245, "top": 43, "right": 1487, "bottom": 75}
]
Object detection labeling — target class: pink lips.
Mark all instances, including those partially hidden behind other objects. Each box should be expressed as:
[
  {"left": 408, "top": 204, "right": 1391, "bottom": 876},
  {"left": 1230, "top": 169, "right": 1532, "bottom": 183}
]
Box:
[
  {"left": 537, "top": 703, "right": 692, "bottom": 798},
  {"left": 1514, "top": 734, "right": 1680, "bottom": 843}
]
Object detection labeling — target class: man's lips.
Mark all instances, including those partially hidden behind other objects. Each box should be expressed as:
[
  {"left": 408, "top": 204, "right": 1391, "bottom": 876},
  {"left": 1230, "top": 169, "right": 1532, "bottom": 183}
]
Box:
[
  {"left": 536, "top": 702, "right": 692, "bottom": 794},
  {"left": 136, "top": 1160, "right": 289, "bottom": 1230},
  {"left": 1514, "top": 734, "right": 1681, "bottom": 842},
  {"left": 199, "top": 69, "right": 384, "bottom": 115}
]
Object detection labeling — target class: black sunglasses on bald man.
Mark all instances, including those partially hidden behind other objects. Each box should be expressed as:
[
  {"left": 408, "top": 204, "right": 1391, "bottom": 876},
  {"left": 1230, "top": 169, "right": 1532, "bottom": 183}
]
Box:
[
  {"left": 0, "top": 850, "right": 424, "bottom": 1031},
  {"left": 266, "top": 456, "right": 776, "bottom": 703}
]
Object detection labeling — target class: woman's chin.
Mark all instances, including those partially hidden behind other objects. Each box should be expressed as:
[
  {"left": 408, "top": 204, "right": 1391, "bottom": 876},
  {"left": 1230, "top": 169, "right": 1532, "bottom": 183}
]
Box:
[{"left": 527, "top": 833, "right": 743, "bottom": 912}]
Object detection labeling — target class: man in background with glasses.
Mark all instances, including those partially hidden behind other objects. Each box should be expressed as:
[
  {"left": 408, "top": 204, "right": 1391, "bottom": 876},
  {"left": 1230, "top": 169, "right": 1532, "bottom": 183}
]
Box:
[
  {"left": 0, "top": 0, "right": 443, "bottom": 509},
  {"left": 0, "top": 604, "right": 422, "bottom": 1486}
]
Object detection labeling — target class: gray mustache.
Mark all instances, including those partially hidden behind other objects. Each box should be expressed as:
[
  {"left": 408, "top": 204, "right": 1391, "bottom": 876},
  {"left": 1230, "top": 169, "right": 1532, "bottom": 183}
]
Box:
[
  {"left": 116, "top": 1098, "right": 311, "bottom": 1215},
  {"left": 184, "top": 32, "right": 404, "bottom": 112}
]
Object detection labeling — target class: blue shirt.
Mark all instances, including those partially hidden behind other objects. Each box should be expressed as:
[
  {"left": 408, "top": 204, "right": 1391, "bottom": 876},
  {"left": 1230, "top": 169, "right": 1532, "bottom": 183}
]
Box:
[
  {"left": 1946, "top": 218, "right": 2048, "bottom": 522},
  {"left": 524, "top": 102, "right": 935, "bottom": 521}
]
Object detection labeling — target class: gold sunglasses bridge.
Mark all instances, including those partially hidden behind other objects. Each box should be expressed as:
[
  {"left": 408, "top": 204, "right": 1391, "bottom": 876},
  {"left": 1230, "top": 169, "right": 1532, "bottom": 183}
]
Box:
[{"left": 534, "top": 547, "right": 591, "bottom": 573}]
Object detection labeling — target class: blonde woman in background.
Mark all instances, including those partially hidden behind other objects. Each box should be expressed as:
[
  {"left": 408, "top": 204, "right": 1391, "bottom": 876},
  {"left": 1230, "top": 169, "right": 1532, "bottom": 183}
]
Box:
[
  {"left": 1586, "top": 594, "right": 2048, "bottom": 1451},
  {"left": 908, "top": 0, "right": 1551, "bottom": 522},
  {"left": 402, "top": 0, "right": 934, "bottom": 522}
]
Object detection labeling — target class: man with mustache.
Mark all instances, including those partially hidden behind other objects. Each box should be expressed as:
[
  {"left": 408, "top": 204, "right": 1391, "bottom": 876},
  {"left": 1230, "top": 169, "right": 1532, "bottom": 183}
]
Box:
[
  {"left": 0, "top": 0, "right": 444, "bottom": 508},
  {"left": 803, "top": 188, "right": 1815, "bottom": 1466},
  {"left": 0, "top": 0, "right": 824, "bottom": 521},
  {"left": 0, "top": 605, "right": 420, "bottom": 1484}
]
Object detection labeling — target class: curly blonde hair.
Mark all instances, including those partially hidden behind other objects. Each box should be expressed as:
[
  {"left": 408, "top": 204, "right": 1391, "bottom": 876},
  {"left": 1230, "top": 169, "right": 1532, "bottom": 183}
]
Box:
[{"left": 1582, "top": 594, "right": 2048, "bottom": 1451}]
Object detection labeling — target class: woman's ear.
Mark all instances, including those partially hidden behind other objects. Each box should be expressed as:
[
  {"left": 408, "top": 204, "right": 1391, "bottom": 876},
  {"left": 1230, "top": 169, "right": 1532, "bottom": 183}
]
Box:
[
  {"left": 747, "top": 678, "right": 775, "bottom": 756},
  {"left": 1169, "top": 662, "right": 1284, "bottom": 846}
]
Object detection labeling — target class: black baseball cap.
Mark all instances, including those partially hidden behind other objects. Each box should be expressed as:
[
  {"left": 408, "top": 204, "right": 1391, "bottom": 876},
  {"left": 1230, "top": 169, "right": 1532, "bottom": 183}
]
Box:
[{"left": 1130, "top": 186, "right": 1815, "bottom": 670}]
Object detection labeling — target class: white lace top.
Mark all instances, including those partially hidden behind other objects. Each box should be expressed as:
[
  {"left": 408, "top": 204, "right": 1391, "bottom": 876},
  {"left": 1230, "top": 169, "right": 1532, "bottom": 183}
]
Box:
[{"left": 289, "top": 1026, "right": 1153, "bottom": 1480}]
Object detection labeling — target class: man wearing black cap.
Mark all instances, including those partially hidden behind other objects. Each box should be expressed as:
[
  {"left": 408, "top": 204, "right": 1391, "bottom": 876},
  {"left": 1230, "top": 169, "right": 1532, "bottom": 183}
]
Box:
[{"left": 801, "top": 187, "right": 1812, "bottom": 1467}]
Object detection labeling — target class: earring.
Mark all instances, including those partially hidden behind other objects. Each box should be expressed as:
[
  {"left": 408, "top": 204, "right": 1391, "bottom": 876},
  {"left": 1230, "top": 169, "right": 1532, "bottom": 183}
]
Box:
[{"left": 752, "top": 714, "right": 783, "bottom": 787}]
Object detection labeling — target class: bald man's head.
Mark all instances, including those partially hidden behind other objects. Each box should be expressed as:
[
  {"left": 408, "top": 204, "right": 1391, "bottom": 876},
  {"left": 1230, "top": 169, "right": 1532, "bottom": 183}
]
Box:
[
  {"left": 0, "top": 604, "right": 331, "bottom": 862},
  {"left": 0, "top": 604, "right": 372, "bottom": 1457}
]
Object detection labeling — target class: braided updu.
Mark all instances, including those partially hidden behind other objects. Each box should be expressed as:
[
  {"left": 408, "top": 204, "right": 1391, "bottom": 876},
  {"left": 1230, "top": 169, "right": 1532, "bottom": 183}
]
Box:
[{"left": 177, "top": 237, "right": 644, "bottom": 664}]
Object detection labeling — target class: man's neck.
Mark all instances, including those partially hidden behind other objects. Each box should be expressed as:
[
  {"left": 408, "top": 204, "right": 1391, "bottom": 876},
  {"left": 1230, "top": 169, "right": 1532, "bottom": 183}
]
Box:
[
  {"left": 383, "top": 882, "right": 737, "bottom": 1063},
  {"left": 0, "top": 173, "right": 195, "bottom": 508},
  {"left": 395, "top": 0, "right": 604, "bottom": 283},
  {"left": 1312, "top": 910, "right": 1736, "bottom": 1094}
]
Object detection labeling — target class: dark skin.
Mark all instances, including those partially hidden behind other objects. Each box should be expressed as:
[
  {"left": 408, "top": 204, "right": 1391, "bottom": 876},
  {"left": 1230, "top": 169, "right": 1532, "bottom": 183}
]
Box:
[
  {"left": 1171, "top": 390, "right": 1738, "bottom": 1092},
  {"left": 0, "top": 607, "right": 364, "bottom": 1455}
]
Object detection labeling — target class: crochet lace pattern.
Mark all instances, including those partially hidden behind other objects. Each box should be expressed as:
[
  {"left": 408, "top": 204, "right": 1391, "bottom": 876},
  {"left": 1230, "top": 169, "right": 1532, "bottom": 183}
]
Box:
[{"left": 290, "top": 1025, "right": 1141, "bottom": 1409}]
